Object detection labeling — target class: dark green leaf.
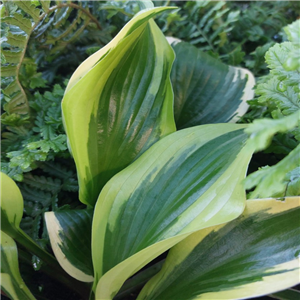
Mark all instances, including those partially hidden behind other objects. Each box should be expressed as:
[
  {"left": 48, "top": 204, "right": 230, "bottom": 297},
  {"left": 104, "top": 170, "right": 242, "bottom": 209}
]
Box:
[
  {"left": 138, "top": 197, "right": 300, "bottom": 300},
  {"left": 45, "top": 209, "right": 94, "bottom": 282},
  {"left": 169, "top": 40, "right": 255, "bottom": 129}
]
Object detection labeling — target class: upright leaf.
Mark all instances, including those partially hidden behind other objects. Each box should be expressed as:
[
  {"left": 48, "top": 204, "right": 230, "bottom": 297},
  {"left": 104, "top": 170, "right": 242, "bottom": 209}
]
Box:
[
  {"left": 168, "top": 39, "right": 255, "bottom": 129},
  {"left": 62, "top": 7, "right": 177, "bottom": 206},
  {"left": 138, "top": 197, "right": 300, "bottom": 300},
  {"left": 1, "top": 231, "right": 36, "bottom": 300},
  {"left": 92, "top": 124, "right": 253, "bottom": 299}
]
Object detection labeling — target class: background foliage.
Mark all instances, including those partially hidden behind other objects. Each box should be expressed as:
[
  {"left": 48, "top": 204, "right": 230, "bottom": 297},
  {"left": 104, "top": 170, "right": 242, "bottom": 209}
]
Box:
[{"left": 1, "top": 1, "right": 299, "bottom": 299}]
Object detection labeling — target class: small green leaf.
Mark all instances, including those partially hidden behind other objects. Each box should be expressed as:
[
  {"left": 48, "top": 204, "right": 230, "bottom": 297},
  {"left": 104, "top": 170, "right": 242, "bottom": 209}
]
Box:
[
  {"left": 284, "top": 20, "right": 300, "bottom": 45},
  {"left": 245, "top": 144, "right": 300, "bottom": 198},
  {"left": 39, "top": 0, "right": 50, "bottom": 12},
  {"left": 4, "top": 80, "right": 20, "bottom": 95},
  {"left": 6, "top": 32, "right": 27, "bottom": 47},
  {"left": 14, "top": 1, "right": 40, "bottom": 22},
  {"left": 2, "top": 13, "right": 32, "bottom": 35},
  {"left": 245, "top": 111, "right": 299, "bottom": 152},
  {"left": 1, "top": 65, "right": 18, "bottom": 77},
  {"left": 2, "top": 50, "right": 22, "bottom": 64},
  {"left": 45, "top": 209, "right": 94, "bottom": 282},
  {"left": 265, "top": 42, "right": 300, "bottom": 85},
  {"left": 256, "top": 77, "right": 299, "bottom": 116},
  {"left": 138, "top": 197, "right": 300, "bottom": 300},
  {"left": 1, "top": 231, "right": 36, "bottom": 300}
]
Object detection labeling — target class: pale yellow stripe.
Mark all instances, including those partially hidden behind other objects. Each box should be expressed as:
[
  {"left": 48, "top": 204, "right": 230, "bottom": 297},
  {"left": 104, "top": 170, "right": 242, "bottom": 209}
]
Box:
[{"left": 44, "top": 212, "right": 93, "bottom": 282}]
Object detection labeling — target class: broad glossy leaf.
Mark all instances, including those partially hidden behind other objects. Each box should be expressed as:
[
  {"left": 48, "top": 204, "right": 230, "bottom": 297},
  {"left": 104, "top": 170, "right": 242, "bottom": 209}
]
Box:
[
  {"left": 44, "top": 209, "right": 94, "bottom": 282},
  {"left": 62, "top": 7, "right": 176, "bottom": 206},
  {"left": 1, "top": 172, "right": 23, "bottom": 235},
  {"left": 168, "top": 39, "right": 255, "bottom": 129},
  {"left": 1, "top": 231, "right": 36, "bottom": 300},
  {"left": 138, "top": 197, "right": 300, "bottom": 300},
  {"left": 92, "top": 124, "right": 253, "bottom": 299}
]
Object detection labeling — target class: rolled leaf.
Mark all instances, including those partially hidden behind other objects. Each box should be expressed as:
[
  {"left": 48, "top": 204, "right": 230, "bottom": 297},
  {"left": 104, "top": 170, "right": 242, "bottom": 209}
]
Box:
[
  {"left": 138, "top": 197, "right": 300, "bottom": 300},
  {"left": 92, "top": 123, "right": 253, "bottom": 299},
  {"left": 168, "top": 39, "right": 255, "bottom": 129},
  {"left": 62, "top": 7, "right": 176, "bottom": 206},
  {"left": 1, "top": 231, "right": 36, "bottom": 300},
  {"left": 44, "top": 209, "right": 94, "bottom": 282}
]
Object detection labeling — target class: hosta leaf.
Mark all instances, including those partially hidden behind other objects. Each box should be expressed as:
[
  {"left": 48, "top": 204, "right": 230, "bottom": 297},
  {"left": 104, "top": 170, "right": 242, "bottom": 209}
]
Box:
[
  {"left": 92, "top": 124, "right": 253, "bottom": 299},
  {"left": 1, "top": 172, "right": 23, "bottom": 235},
  {"left": 138, "top": 197, "right": 300, "bottom": 300},
  {"left": 1, "top": 231, "right": 36, "bottom": 300},
  {"left": 66, "top": 6, "right": 174, "bottom": 90},
  {"left": 45, "top": 209, "right": 94, "bottom": 282},
  {"left": 62, "top": 7, "right": 177, "bottom": 206},
  {"left": 168, "top": 39, "right": 255, "bottom": 129}
]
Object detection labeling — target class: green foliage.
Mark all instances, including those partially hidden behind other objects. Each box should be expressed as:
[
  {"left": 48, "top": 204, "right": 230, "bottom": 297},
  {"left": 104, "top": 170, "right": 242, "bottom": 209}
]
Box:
[
  {"left": 0, "top": 0, "right": 123, "bottom": 148},
  {"left": 1, "top": 231, "right": 36, "bottom": 300},
  {"left": 244, "top": 20, "right": 300, "bottom": 198},
  {"left": 2, "top": 83, "right": 68, "bottom": 179},
  {"left": 1, "top": 2, "right": 300, "bottom": 300},
  {"left": 1, "top": 80, "right": 80, "bottom": 242},
  {"left": 157, "top": 1, "right": 241, "bottom": 58},
  {"left": 1, "top": 0, "right": 121, "bottom": 217},
  {"left": 156, "top": 1, "right": 299, "bottom": 73}
]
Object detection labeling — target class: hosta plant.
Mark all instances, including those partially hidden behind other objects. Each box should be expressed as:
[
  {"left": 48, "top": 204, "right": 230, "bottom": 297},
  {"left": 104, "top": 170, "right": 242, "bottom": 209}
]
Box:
[{"left": 1, "top": 3, "right": 299, "bottom": 300}]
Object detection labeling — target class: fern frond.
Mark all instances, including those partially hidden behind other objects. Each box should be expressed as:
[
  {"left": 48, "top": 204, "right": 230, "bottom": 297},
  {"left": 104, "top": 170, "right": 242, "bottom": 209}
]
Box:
[
  {"left": 1, "top": 0, "right": 102, "bottom": 120},
  {"left": 2, "top": 13, "right": 32, "bottom": 34},
  {"left": 1, "top": 65, "right": 18, "bottom": 76},
  {"left": 53, "top": 6, "right": 73, "bottom": 28},
  {"left": 5, "top": 31, "right": 27, "bottom": 47},
  {"left": 40, "top": 161, "right": 75, "bottom": 179},
  {"left": 22, "top": 173, "right": 62, "bottom": 193},
  {"left": 19, "top": 183, "right": 52, "bottom": 208},
  {"left": 62, "top": 178, "right": 78, "bottom": 192},
  {"left": 1, "top": 50, "right": 22, "bottom": 64},
  {"left": 15, "top": 1, "right": 41, "bottom": 22}
]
